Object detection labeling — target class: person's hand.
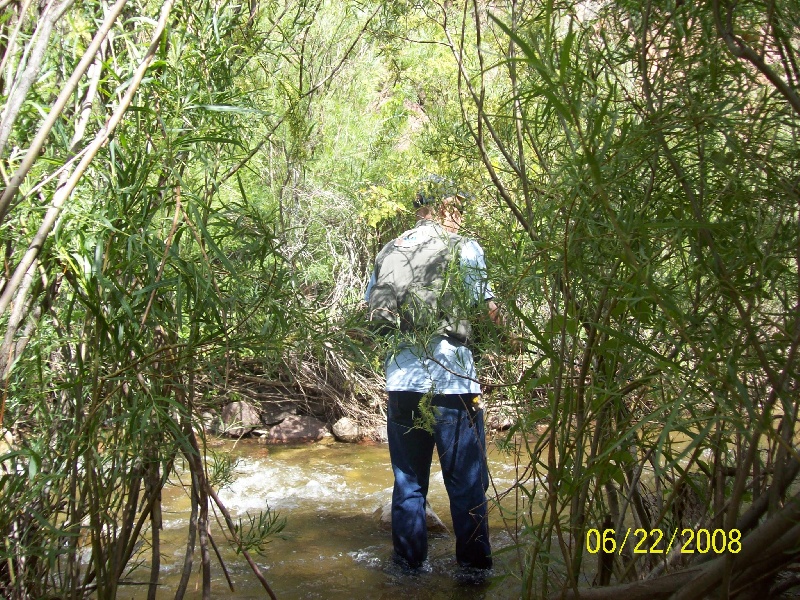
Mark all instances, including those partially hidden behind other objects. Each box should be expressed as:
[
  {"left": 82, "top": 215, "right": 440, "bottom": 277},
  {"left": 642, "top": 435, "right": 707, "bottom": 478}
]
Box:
[{"left": 484, "top": 300, "right": 525, "bottom": 353}]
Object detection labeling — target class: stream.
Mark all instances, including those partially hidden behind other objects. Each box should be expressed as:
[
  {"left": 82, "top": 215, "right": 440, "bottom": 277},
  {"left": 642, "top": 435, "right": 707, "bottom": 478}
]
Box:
[{"left": 123, "top": 436, "right": 528, "bottom": 599}]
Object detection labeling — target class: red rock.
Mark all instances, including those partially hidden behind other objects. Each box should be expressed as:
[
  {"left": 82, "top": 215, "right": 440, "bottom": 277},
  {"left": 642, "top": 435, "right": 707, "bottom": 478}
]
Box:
[{"left": 262, "top": 415, "right": 329, "bottom": 444}]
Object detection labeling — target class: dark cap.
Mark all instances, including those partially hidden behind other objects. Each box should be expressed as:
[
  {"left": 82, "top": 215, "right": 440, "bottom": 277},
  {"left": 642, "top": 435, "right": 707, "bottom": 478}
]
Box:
[{"left": 414, "top": 174, "right": 472, "bottom": 208}]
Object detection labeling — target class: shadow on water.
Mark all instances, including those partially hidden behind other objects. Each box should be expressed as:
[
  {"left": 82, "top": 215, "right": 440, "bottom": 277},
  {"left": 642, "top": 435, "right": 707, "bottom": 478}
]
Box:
[{"left": 123, "top": 438, "right": 523, "bottom": 600}]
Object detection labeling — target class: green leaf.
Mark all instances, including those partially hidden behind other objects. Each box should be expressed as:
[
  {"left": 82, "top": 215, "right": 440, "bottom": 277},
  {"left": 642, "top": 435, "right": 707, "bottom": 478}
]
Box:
[
  {"left": 187, "top": 204, "right": 238, "bottom": 276},
  {"left": 559, "top": 26, "right": 575, "bottom": 83}
]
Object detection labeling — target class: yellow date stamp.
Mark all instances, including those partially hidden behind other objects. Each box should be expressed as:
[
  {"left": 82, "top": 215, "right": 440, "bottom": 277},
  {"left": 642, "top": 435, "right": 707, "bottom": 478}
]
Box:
[{"left": 586, "top": 528, "right": 741, "bottom": 555}]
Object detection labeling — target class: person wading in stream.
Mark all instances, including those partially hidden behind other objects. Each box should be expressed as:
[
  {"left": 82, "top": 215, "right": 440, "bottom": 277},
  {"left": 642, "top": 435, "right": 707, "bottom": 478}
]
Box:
[{"left": 364, "top": 176, "right": 505, "bottom": 572}]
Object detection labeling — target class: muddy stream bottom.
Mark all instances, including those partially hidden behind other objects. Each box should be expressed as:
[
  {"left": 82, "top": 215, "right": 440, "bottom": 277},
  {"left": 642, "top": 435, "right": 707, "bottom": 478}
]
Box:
[{"left": 122, "top": 437, "right": 527, "bottom": 599}]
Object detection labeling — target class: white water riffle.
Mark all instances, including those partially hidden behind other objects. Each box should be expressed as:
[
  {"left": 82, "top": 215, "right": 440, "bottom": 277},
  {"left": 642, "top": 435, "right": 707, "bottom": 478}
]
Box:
[
  {"left": 217, "top": 456, "right": 393, "bottom": 513},
  {"left": 211, "top": 442, "right": 524, "bottom": 518}
]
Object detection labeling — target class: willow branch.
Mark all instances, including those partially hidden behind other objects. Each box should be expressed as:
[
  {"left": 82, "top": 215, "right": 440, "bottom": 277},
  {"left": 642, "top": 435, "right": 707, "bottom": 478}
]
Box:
[
  {"left": 0, "top": 0, "right": 75, "bottom": 159},
  {"left": 0, "top": 256, "right": 37, "bottom": 377},
  {"left": 174, "top": 466, "right": 198, "bottom": 600},
  {"left": 206, "top": 484, "right": 278, "bottom": 600},
  {"left": 0, "top": 0, "right": 175, "bottom": 319},
  {"left": 0, "top": 0, "right": 36, "bottom": 83},
  {"left": 0, "top": 45, "right": 105, "bottom": 379},
  {"left": 712, "top": 0, "right": 800, "bottom": 118},
  {"left": 443, "top": 7, "right": 535, "bottom": 239},
  {"left": 300, "top": 4, "right": 380, "bottom": 99},
  {"left": 0, "top": 0, "right": 127, "bottom": 222}
]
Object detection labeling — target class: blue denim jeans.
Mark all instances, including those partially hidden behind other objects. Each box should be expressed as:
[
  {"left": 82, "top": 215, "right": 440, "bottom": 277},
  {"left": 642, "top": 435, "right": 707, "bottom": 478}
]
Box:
[{"left": 387, "top": 391, "right": 492, "bottom": 569}]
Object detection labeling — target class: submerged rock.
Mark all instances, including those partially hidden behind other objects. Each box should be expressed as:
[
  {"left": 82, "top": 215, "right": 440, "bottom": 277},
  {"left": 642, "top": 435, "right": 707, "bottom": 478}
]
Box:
[
  {"left": 220, "top": 400, "right": 261, "bottom": 437},
  {"left": 374, "top": 500, "right": 449, "bottom": 534},
  {"left": 261, "top": 414, "right": 329, "bottom": 444},
  {"left": 332, "top": 417, "right": 361, "bottom": 443}
]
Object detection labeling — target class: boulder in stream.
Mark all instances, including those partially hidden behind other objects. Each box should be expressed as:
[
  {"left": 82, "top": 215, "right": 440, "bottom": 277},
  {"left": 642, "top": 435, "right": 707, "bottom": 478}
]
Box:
[
  {"left": 374, "top": 500, "right": 449, "bottom": 534},
  {"left": 220, "top": 400, "right": 261, "bottom": 437},
  {"left": 332, "top": 417, "right": 361, "bottom": 443},
  {"left": 372, "top": 424, "right": 388, "bottom": 443},
  {"left": 261, "top": 414, "right": 329, "bottom": 444}
]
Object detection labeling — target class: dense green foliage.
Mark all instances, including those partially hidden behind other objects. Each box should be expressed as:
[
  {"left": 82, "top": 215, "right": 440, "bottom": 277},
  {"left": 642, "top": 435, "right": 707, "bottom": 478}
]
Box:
[{"left": 1, "top": 0, "right": 799, "bottom": 598}]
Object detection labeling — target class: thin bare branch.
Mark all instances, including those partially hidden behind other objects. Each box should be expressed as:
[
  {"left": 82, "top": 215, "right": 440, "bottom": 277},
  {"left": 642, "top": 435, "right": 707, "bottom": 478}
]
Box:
[
  {"left": 0, "top": 0, "right": 175, "bottom": 319},
  {"left": 0, "top": 0, "right": 75, "bottom": 158},
  {"left": 712, "top": 0, "right": 800, "bottom": 118},
  {"left": 0, "top": 0, "right": 128, "bottom": 224}
]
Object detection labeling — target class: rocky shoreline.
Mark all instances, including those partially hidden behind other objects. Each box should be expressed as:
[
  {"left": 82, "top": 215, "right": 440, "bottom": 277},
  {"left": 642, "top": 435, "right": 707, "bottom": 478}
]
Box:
[
  {"left": 203, "top": 398, "right": 388, "bottom": 444},
  {"left": 205, "top": 396, "right": 517, "bottom": 445}
]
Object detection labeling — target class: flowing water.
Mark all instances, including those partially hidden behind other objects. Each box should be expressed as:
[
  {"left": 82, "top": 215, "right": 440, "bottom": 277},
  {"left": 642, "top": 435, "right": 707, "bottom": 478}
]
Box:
[{"left": 123, "top": 436, "right": 527, "bottom": 599}]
